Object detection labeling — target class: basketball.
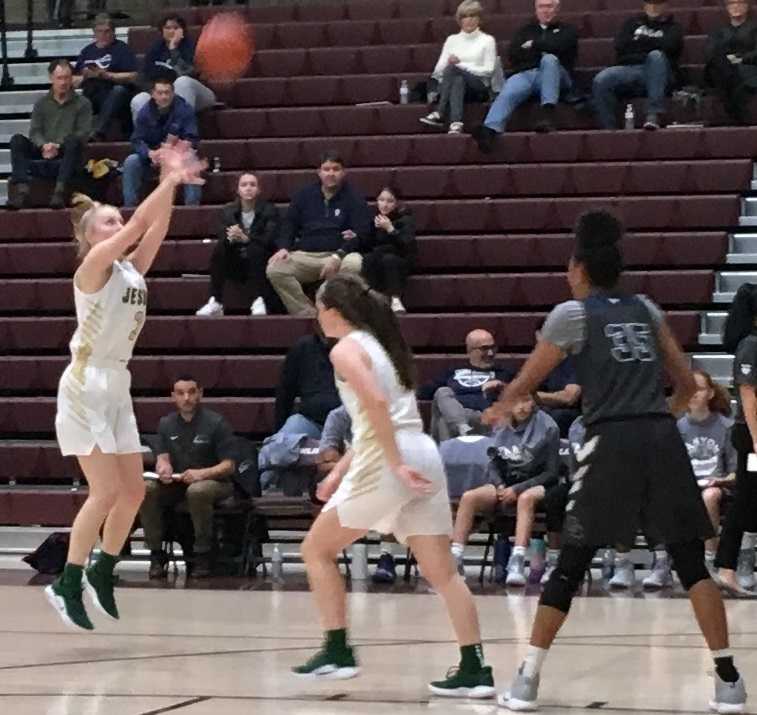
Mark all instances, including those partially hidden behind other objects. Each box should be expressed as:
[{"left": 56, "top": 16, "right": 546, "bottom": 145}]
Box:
[{"left": 195, "top": 12, "right": 254, "bottom": 82}]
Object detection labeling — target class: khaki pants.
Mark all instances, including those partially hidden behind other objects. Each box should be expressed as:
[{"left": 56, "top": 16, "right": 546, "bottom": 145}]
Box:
[
  {"left": 266, "top": 251, "right": 363, "bottom": 316},
  {"left": 140, "top": 479, "right": 234, "bottom": 554}
]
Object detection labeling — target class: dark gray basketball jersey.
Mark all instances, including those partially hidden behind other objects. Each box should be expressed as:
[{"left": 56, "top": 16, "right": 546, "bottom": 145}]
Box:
[{"left": 541, "top": 292, "right": 669, "bottom": 425}]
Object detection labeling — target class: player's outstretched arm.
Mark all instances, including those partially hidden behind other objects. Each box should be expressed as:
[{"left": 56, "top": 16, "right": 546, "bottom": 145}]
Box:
[
  {"left": 129, "top": 141, "right": 207, "bottom": 275},
  {"left": 657, "top": 317, "right": 697, "bottom": 416},
  {"left": 483, "top": 340, "right": 565, "bottom": 426}
]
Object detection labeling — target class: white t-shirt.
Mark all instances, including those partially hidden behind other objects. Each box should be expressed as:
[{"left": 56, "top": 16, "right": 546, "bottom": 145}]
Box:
[{"left": 241, "top": 210, "right": 255, "bottom": 232}]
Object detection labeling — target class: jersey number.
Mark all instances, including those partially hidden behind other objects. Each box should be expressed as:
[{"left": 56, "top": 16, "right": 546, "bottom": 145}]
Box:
[{"left": 604, "top": 323, "right": 656, "bottom": 363}]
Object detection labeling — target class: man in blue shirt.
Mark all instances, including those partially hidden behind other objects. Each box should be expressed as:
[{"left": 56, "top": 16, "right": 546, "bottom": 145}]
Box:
[
  {"left": 266, "top": 152, "right": 371, "bottom": 316},
  {"left": 74, "top": 14, "right": 138, "bottom": 141},
  {"left": 121, "top": 77, "right": 201, "bottom": 207}
]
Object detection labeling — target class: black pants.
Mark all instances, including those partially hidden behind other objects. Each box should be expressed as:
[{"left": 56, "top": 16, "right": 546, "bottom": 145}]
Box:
[
  {"left": 437, "top": 65, "right": 490, "bottom": 123},
  {"left": 209, "top": 238, "right": 281, "bottom": 309},
  {"left": 715, "top": 422, "right": 757, "bottom": 569},
  {"left": 706, "top": 55, "right": 755, "bottom": 124},
  {"left": 361, "top": 251, "right": 412, "bottom": 297},
  {"left": 543, "top": 481, "right": 570, "bottom": 534},
  {"left": 83, "top": 80, "right": 133, "bottom": 137},
  {"left": 9, "top": 134, "right": 84, "bottom": 187}
]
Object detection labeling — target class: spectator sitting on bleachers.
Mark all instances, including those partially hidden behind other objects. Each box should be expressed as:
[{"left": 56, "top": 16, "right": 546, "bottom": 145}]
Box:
[
  {"left": 419, "top": 0, "right": 497, "bottom": 135},
  {"left": 130, "top": 13, "right": 216, "bottom": 124},
  {"left": 671, "top": 369, "right": 737, "bottom": 580},
  {"left": 360, "top": 186, "right": 417, "bottom": 314},
  {"left": 121, "top": 77, "right": 200, "bottom": 207},
  {"left": 535, "top": 318, "right": 581, "bottom": 436},
  {"left": 195, "top": 172, "right": 283, "bottom": 318},
  {"left": 8, "top": 60, "right": 92, "bottom": 210},
  {"left": 631, "top": 370, "right": 736, "bottom": 590},
  {"left": 420, "top": 329, "right": 514, "bottom": 442},
  {"left": 141, "top": 375, "right": 237, "bottom": 579},
  {"left": 73, "top": 13, "right": 137, "bottom": 141},
  {"left": 705, "top": 0, "right": 757, "bottom": 126},
  {"left": 450, "top": 394, "right": 560, "bottom": 585},
  {"left": 592, "top": 0, "right": 684, "bottom": 130},
  {"left": 266, "top": 152, "right": 371, "bottom": 317},
  {"left": 472, "top": 0, "right": 578, "bottom": 153},
  {"left": 273, "top": 328, "right": 341, "bottom": 439},
  {"left": 538, "top": 415, "right": 584, "bottom": 584}
]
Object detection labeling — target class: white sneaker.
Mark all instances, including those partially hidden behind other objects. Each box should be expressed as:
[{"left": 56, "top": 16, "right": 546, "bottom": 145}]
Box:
[
  {"left": 391, "top": 296, "right": 406, "bottom": 313},
  {"left": 506, "top": 553, "right": 527, "bottom": 587},
  {"left": 642, "top": 553, "right": 673, "bottom": 590},
  {"left": 196, "top": 297, "right": 224, "bottom": 317},
  {"left": 419, "top": 111, "right": 443, "bottom": 127},
  {"left": 609, "top": 557, "right": 635, "bottom": 589},
  {"left": 251, "top": 297, "right": 267, "bottom": 316},
  {"left": 448, "top": 122, "right": 464, "bottom": 134}
]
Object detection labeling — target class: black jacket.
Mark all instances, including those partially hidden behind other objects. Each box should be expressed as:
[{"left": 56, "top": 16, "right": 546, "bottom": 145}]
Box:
[
  {"left": 360, "top": 208, "right": 417, "bottom": 262},
  {"left": 216, "top": 199, "right": 280, "bottom": 253},
  {"left": 706, "top": 19, "right": 757, "bottom": 87},
  {"left": 275, "top": 335, "right": 341, "bottom": 430},
  {"left": 277, "top": 180, "right": 372, "bottom": 254},
  {"left": 615, "top": 13, "right": 684, "bottom": 67},
  {"left": 508, "top": 20, "right": 579, "bottom": 75}
]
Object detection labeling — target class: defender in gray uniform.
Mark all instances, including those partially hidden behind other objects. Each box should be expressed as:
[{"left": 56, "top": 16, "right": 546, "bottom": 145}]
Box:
[{"left": 484, "top": 210, "right": 746, "bottom": 714}]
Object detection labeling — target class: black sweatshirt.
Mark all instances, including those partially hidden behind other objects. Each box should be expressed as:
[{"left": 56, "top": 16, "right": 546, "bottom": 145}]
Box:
[
  {"left": 274, "top": 335, "right": 341, "bottom": 430},
  {"left": 508, "top": 20, "right": 579, "bottom": 75},
  {"left": 614, "top": 13, "right": 684, "bottom": 67},
  {"left": 359, "top": 208, "right": 417, "bottom": 261},
  {"left": 277, "top": 181, "right": 372, "bottom": 254},
  {"left": 215, "top": 199, "right": 280, "bottom": 253}
]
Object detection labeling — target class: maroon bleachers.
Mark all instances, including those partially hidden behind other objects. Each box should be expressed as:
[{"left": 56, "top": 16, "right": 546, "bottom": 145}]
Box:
[{"left": 0, "top": 0, "right": 748, "bottom": 522}]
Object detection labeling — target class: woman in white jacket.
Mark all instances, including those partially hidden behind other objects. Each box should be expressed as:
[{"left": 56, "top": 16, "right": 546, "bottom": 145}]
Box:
[{"left": 420, "top": 0, "right": 497, "bottom": 134}]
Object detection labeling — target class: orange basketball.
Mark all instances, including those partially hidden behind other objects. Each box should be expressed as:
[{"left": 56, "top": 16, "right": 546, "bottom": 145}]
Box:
[{"left": 195, "top": 12, "right": 255, "bottom": 82}]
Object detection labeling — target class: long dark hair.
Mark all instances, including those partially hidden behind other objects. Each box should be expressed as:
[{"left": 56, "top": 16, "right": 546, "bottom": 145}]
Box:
[
  {"left": 723, "top": 283, "right": 757, "bottom": 352},
  {"left": 573, "top": 210, "right": 624, "bottom": 289},
  {"left": 317, "top": 274, "right": 416, "bottom": 390}
]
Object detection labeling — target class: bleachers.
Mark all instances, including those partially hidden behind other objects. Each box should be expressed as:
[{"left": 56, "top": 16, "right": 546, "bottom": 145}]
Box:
[{"left": 0, "top": 0, "right": 750, "bottom": 530}]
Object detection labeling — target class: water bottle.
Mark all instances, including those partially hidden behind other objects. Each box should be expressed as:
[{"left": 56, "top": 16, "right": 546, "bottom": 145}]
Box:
[
  {"left": 271, "top": 544, "right": 283, "bottom": 581},
  {"left": 399, "top": 79, "right": 409, "bottom": 105},
  {"left": 351, "top": 543, "right": 368, "bottom": 580},
  {"left": 624, "top": 104, "right": 635, "bottom": 130},
  {"left": 601, "top": 547, "right": 615, "bottom": 581},
  {"left": 212, "top": 156, "right": 221, "bottom": 173},
  {"left": 527, "top": 538, "right": 546, "bottom": 584}
]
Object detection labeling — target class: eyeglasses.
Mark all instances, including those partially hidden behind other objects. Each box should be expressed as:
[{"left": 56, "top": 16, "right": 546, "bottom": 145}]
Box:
[{"left": 472, "top": 344, "right": 497, "bottom": 352}]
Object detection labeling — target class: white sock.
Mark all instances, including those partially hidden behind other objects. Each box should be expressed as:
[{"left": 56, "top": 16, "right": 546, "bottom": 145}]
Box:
[
  {"left": 705, "top": 550, "right": 716, "bottom": 561},
  {"left": 546, "top": 548, "right": 560, "bottom": 563},
  {"left": 615, "top": 552, "right": 629, "bottom": 565},
  {"left": 741, "top": 533, "right": 757, "bottom": 551},
  {"left": 522, "top": 645, "right": 548, "bottom": 678},
  {"left": 712, "top": 648, "right": 733, "bottom": 660},
  {"left": 451, "top": 542, "right": 464, "bottom": 558},
  {"left": 379, "top": 541, "right": 393, "bottom": 556},
  {"left": 654, "top": 549, "right": 668, "bottom": 563},
  {"left": 513, "top": 545, "right": 527, "bottom": 557}
]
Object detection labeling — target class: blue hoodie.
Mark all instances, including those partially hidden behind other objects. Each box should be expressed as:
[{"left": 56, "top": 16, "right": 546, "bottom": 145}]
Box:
[{"left": 131, "top": 95, "right": 199, "bottom": 161}]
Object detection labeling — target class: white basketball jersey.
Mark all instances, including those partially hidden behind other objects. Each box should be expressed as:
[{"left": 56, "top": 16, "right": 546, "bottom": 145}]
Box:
[
  {"left": 337, "top": 330, "right": 423, "bottom": 448},
  {"left": 68, "top": 260, "right": 147, "bottom": 371}
]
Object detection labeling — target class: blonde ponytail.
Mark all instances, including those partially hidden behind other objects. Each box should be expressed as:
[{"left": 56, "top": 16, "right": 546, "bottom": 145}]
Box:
[{"left": 70, "top": 193, "right": 100, "bottom": 259}]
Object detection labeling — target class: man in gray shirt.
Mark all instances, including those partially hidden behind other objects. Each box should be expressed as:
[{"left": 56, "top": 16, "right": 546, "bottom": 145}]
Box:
[{"left": 8, "top": 59, "right": 92, "bottom": 210}]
